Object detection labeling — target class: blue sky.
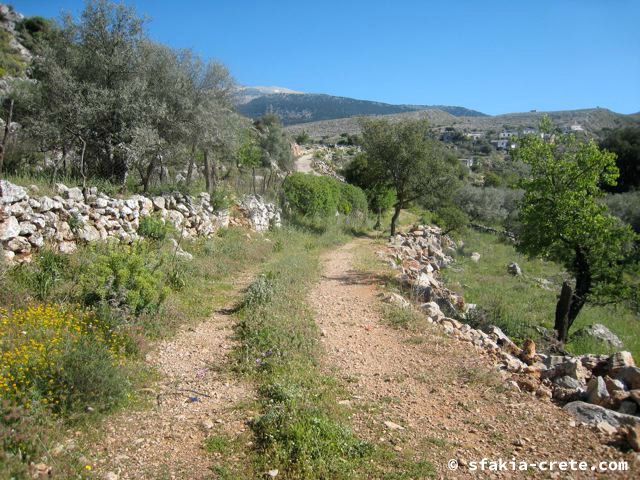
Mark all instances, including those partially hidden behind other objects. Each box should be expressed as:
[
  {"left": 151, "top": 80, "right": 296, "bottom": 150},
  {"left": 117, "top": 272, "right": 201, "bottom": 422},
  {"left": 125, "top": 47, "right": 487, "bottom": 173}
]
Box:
[{"left": 12, "top": 0, "right": 640, "bottom": 115}]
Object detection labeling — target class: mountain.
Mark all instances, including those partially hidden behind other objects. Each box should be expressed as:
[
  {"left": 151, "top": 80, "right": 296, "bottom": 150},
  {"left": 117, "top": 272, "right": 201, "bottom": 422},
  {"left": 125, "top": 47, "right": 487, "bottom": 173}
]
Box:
[
  {"left": 285, "top": 107, "right": 640, "bottom": 140},
  {"left": 236, "top": 91, "right": 487, "bottom": 125},
  {"left": 234, "top": 86, "right": 303, "bottom": 105}
]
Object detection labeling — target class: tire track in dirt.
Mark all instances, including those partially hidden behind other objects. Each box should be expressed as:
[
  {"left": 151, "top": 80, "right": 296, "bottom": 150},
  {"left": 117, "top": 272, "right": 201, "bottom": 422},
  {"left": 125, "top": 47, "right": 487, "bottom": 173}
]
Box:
[
  {"left": 310, "top": 238, "right": 638, "bottom": 478},
  {"left": 89, "top": 275, "right": 255, "bottom": 480}
]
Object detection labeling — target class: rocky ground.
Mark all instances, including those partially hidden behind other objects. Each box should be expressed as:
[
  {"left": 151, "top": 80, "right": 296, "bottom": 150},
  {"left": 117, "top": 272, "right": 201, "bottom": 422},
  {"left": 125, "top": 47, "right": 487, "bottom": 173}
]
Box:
[
  {"left": 86, "top": 272, "right": 256, "bottom": 480},
  {"left": 311, "top": 239, "right": 639, "bottom": 478},
  {"left": 54, "top": 232, "right": 639, "bottom": 479}
]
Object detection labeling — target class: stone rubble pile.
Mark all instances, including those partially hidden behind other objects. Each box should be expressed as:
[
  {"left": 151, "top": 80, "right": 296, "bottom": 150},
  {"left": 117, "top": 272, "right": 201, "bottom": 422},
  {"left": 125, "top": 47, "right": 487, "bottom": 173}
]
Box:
[
  {"left": 311, "top": 158, "right": 345, "bottom": 181},
  {"left": 1, "top": 180, "right": 281, "bottom": 263},
  {"left": 382, "top": 224, "right": 640, "bottom": 448}
]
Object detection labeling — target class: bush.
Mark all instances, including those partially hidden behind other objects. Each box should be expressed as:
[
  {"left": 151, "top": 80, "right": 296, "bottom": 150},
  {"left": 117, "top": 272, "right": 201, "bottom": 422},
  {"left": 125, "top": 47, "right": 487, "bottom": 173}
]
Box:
[
  {"left": 455, "top": 185, "right": 523, "bottom": 225},
  {"left": 138, "top": 214, "right": 170, "bottom": 241},
  {"left": 283, "top": 173, "right": 368, "bottom": 220},
  {"left": 25, "top": 250, "right": 69, "bottom": 301},
  {"left": 605, "top": 191, "right": 640, "bottom": 232},
  {"left": 0, "top": 304, "right": 127, "bottom": 413},
  {"left": 80, "top": 243, "right": 168, "bottom": 316},
  {"left": 0, "top": 401, "right": 43, "bottom": 479},
  {"left": 433, "top": 205, "right": 469, "bottom": 235},
  {"left": 53, "top": 336, "right": 130, "bottom": 413}
]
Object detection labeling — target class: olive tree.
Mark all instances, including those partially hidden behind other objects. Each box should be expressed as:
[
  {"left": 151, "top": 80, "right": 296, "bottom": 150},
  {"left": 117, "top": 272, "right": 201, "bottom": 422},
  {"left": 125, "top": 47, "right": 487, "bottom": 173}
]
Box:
[
  {"left": 359, "top": 118, "right": 459, "bottom": 236},
  {"left": 514, "top": 119, "right": 638, "bottom": 341}
]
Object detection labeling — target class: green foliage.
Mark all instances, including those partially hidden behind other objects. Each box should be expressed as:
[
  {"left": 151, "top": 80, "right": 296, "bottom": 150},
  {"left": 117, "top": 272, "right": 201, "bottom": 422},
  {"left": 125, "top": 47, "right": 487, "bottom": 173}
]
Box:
[
  {"left": 16, "top": 16, "right": 53, "bottom": 52},
  {"left": 210, "top": 187, "right": 233, "bottom": 211},
  {"left": 600, "top": 127, "right": 640, "bottom": 193},
  {"left": 283, "top": 172, "right": 368, "bottom": 220},
  {"left": 343, "top": 153, "right": 396, "bottom": 224},
  {"left": 513, "top": 121, "right": 638, "bottom": 330},
  {"left": 295, "top": 130, "right": 311, "bottom": 145},
  {"left": 138, "top": 214, "right": 170, "bottom": 241},
  {"left": 26, "top": 250, "right": 69, "bottom": 301},
  {"left": 51, "top": 335, "right": 130, "bottom": 414},
  {"left": 80, "top": 243, "right": 168, "bottom": 316},
  {"left": 455, "top": 185, "right": 522, "bottom": 226},
  {"left": 483, "top": 171, "right": 502, "bottom": 187},
  {"left": 358, "top": 118, "right": 460, "bottom": 235},
  {"left": 605, "top": 190, "right": 640, "bottom": 232},
  {"left": 0, "top": 29, "right": 26, "bottom": 77},
  {"left": 433, "top": 204, "right": 469, "bottom": 236},
  {"left": 254, "top": 114, "right": 295, "bottom": 171},
  {"left": 237, "top": 130, "right": 262, "bottom": 170},
  {"left": 234, "top": 228, "right": 371, "bottom": 477},
  {"left": 66, "top": 212, "right": 83, "bottom": 233},
  {"left": 0, "top": 401, "right": 43, "bottom": 479}
]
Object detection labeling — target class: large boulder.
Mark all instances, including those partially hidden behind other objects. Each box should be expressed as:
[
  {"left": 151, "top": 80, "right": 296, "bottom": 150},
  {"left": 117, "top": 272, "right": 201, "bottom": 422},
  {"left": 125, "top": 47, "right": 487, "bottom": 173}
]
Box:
[
  {"left": 0, "top": 215, "right": 20, "bottom": 241},
  {"left": 0, "top": 180, "right": 27, "bottom": 204},
  {"left": 615, "top": 366, "right": 640, "bottom": 390},
  {"left": 573, "top": 324, "right": 623, "bottom": 349},
  {"left": 507, "top": 262, "right": 522, "bottom": 276},
  {"left": 608, "top": 351, "right": 635, "bottom": 372},
  {"left": 563, "top": 401, "right": 640, "bottom": 428},
  {"left": 586, "top": 376, "right": 610, "bottom": 406}
]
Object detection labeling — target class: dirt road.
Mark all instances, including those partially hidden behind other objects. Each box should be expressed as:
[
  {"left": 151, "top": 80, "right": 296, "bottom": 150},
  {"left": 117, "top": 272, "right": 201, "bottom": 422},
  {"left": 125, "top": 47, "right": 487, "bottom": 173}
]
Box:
[{"left": 310, "top": 239, "right": 638, "bottom": 478}]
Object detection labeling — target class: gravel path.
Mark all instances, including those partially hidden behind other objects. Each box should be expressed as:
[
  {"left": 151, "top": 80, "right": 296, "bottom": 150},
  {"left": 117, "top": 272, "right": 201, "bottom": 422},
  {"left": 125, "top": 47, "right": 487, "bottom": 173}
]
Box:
[
  {"left": 89, "top": 275, "right": 255, "bottom": 479},
  {"left": 295, "top": 153, "right": 316, "bottom": 174},
  {"left": 310, "top": 239, "right": 639, "bottom": 479}
]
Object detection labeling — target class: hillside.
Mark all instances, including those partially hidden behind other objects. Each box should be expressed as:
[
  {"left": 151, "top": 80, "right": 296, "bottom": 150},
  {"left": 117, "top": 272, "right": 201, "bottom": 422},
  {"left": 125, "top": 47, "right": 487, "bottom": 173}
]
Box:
[
  {"left": 286, "top": 107, "right": 640, "bottom": 139},
  {"left": 236, "top": 91, "right": 486, "bottom": 125}
]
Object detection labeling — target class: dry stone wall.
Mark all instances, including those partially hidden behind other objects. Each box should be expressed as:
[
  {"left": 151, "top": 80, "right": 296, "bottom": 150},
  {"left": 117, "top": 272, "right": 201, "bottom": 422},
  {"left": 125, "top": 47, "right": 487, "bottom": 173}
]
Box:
[
  {"left": 381, "top": 225, "right": 640, "bottom": 448},
  {"left": 0, "top": 180, "right": 280, "bottom": 263}
]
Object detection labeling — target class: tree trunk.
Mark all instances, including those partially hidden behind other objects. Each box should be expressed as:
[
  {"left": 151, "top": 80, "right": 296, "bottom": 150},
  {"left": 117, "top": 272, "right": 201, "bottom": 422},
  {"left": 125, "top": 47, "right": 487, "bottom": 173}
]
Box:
[
  {"left": 374, "top": 207, "right": 382, "bottom": 230},
  {"left": 0, "top": 98, "right": 14, "bottom": 177},
  {"left": 262, "top": 168, "right": 267, "bottom": 194},
  {"left": 554, "top": 281, "right": 573, "bottom": 343},
  {"left": 142, "top": 154, "right": 158, "bottom": 193},
  {"left": 252, "top": 168, "right": 257, "bottom": 195},
  {"left": 62, "top": 145, "right": 67, "bottom": 174},
  {"left": 554, "top": 247, "right": 591, "bottom": 342},
  {"left": 390, "top": 203, "right": 402, "bottom": 237},
  {"left": 203, "top": 148, "right": 211, "bottom": 193},
  {"left": 186, "top": 145, "right": 196, "bottom": 187},
  {"left": 567, "top": 247, "right": 591, "bottom": 331},
  {"left": 79, "top": 136, "right": 87, "bottom": 191}
]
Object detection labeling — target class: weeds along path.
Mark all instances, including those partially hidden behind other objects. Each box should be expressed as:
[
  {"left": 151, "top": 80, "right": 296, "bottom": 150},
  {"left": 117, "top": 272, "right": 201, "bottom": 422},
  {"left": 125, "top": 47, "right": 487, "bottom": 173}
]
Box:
[
  {"left": 89, "top": 272, "right": 256, "bottom": 480},
  {"left": 311, "top": 238, "right": 638, "bottom": 479}
]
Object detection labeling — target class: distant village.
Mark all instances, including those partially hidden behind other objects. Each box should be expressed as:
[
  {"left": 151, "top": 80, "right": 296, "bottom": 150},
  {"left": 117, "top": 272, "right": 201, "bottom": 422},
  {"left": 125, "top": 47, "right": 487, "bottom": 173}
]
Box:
[{"left": 436, "top": 123, "right": 586, "bottom": 169}]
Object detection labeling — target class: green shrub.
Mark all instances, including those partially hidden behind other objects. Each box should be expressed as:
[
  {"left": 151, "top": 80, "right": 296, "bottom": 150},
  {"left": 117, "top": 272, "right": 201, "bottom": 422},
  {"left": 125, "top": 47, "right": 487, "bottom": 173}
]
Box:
[
  {"left": 283, "top": 173, "right": 368, "bottom": 220},
  {"left": 605, "top": 190, "right": 640, "bottom": 232},
  {"left": 433, "top": 204, "right": 469, "bottom": 236},
  {"left": 0, "top": 401, "right": 42, "bottom": 479},
  {"left": 26, "top": 250, "right": 69, "bottom": 301},
  {"left": 242, "top": 273, "right": 277, "bottom": 309},
  {"left": 51, "top": 336, "right": 130, "bottom": 413},
  {"left": 138, "top": 214, "right": 170, "bottom": 241},
  {"left": 67, "top": 213, "right": 84, "bottom": 233},
  {"left": 210, "top": 188, "right": 233, "bottom": 211},
  {"left": 80, "top": 243, "right": 168, "bottom": 316},
  {"left": 0, "top": 304, "right": 128, "bottom": 413}
]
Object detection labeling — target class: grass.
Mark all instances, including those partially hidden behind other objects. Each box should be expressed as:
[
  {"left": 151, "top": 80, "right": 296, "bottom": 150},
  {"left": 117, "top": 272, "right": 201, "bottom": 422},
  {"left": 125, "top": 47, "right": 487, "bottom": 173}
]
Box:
[
  {"left": 443, "top": 230, "right": 640, "bottom": 358},
  {"left": 0, "top": 227, "right": 275, "bottom": 479},
  {"left": 231, "top": 225, "right": 372, "bottom": 479}
]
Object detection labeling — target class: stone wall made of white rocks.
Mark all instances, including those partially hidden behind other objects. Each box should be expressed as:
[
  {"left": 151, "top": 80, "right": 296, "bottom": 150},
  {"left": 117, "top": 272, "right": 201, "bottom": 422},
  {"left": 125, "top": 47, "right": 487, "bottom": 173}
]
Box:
[
  {"left": 0, "top": 180, "right": 281, "bottom": 263},
  {"left": 381, "top": 225, "right": 640, "bottom": 448}
]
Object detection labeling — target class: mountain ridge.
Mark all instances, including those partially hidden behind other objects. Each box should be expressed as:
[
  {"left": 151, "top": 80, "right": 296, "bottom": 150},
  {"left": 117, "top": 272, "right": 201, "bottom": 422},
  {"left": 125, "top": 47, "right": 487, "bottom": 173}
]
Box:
[{"left": 236, "top": 91, "right": 487, "bottom": 126}]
